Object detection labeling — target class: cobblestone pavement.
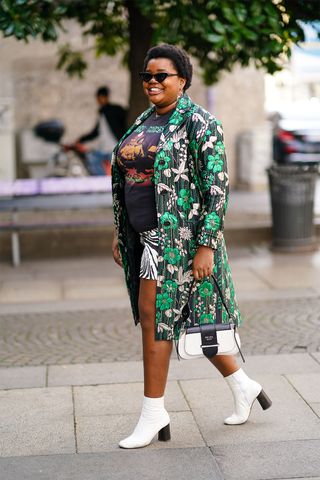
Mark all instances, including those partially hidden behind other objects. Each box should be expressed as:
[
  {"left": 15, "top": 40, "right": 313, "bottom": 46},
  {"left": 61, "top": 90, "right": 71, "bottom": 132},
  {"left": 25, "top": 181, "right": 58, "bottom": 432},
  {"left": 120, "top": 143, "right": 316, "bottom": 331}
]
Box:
[{"left": 0, "top": 296, "right": 319, "bottom": 367}]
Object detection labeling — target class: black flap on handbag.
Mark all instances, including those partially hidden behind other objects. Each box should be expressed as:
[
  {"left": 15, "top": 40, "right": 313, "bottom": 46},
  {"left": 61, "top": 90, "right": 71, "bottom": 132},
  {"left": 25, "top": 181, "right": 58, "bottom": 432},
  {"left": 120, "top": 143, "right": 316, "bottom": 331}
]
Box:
[{"left": 199, "top": 324, "right": 219, "bottom": 358}]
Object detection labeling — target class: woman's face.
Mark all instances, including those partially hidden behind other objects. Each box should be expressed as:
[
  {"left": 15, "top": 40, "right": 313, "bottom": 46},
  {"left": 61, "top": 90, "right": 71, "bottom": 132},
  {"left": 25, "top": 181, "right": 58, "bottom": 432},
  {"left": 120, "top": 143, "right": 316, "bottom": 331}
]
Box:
[{"left": 143, "top": 57, "right": 186, "bottom": 108}]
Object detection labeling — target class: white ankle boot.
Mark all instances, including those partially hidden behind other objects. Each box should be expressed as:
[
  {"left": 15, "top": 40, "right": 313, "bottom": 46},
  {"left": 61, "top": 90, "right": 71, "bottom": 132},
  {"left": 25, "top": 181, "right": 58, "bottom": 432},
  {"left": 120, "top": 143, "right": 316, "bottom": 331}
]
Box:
[
  {"left": 224, "top": 368, "right": 272, "bottom": 425},
  {"left": 119, "top": 395, "right": 171, "bottom": 449}
]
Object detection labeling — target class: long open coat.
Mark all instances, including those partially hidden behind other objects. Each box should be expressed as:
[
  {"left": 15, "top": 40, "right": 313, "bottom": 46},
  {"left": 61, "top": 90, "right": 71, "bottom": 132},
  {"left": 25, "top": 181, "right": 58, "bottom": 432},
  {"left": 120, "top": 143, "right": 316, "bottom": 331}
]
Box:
[{"left": 111, "top": 93, "right": 242, "bottom": 342}]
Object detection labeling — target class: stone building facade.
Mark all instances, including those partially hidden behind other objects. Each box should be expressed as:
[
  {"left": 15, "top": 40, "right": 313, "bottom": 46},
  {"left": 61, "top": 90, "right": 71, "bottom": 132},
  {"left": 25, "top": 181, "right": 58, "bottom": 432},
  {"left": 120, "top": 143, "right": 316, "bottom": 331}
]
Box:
[{"left": 0, "top": 24, "right": 267, "bottom": 186}]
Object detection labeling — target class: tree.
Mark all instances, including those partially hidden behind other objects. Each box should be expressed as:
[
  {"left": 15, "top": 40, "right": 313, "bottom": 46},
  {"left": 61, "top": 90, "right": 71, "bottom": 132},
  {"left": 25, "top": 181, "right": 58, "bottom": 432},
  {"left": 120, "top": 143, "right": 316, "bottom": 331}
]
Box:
[{"left": 1, "top": 0, "right": 319, "bottom": 121}]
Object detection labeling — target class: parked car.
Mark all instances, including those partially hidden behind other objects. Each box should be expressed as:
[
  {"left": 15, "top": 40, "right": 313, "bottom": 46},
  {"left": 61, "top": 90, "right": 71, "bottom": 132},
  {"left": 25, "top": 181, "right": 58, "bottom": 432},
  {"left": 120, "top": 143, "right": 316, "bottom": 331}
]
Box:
[{"left": 272, "top": 101, "right": 320, "bottom": 164}]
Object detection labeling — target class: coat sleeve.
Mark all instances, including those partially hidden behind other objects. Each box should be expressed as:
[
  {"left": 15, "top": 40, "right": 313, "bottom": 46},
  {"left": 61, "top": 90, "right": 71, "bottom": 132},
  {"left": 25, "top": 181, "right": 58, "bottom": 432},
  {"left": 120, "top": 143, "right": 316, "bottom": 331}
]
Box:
[{"left": 193, "top": 116, "right": 229, "bottom": 250}]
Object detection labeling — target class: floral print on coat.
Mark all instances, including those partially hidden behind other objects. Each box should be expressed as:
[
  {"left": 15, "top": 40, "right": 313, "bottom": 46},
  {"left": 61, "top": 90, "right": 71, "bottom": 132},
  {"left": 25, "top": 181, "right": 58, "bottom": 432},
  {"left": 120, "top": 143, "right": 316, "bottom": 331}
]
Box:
[{"left": 111, "top": 93, "right": 243, "bottom": 341}]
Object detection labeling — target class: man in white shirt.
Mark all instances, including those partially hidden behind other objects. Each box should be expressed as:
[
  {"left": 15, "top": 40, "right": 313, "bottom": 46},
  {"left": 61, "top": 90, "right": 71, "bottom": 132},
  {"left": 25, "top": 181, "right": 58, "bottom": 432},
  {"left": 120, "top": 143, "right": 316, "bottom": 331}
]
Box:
[{"left": 77, "top": 86, "right": 127, "bottom": 175}]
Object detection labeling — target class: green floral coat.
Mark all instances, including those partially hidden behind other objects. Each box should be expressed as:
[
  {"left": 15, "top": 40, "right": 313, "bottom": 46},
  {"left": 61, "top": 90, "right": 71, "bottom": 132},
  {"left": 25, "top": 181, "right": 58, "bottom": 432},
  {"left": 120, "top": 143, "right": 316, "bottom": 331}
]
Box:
[{"left": 111, "top": 93, "right": 242, "bottom": 342}]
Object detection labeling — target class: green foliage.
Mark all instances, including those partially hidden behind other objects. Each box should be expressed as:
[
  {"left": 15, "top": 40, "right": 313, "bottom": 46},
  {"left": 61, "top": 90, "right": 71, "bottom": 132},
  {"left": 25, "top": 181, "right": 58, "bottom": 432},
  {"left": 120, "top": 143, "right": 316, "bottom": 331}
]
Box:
[
  {"left": 63, "top": 0, "right": 128, "bottom": 56},
  {"left": 0, "top": 0, "right": 67, "bottom": 41},
  {"left": 0, "top": 0, "right": 319, "bottom": 83},
  {"left": 57, "top": 44, "right": 88, "bottom": 78},
  {"left": 148, "top": 0, "right": 309, "bottom": 83}
]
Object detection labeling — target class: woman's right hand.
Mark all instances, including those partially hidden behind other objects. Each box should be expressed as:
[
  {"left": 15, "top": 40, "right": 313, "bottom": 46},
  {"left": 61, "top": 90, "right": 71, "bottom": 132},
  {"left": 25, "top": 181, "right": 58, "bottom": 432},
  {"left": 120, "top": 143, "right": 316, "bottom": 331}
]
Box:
[{"left": 112, "top": 233, "right": 122, "bottom": 267}]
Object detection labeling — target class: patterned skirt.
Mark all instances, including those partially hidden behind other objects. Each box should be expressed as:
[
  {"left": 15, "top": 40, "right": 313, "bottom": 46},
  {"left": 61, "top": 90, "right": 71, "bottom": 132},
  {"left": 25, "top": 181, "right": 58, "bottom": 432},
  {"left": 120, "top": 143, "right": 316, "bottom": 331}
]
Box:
[{"left": 139, "top": 228, "right": 159, "bottom": 280}]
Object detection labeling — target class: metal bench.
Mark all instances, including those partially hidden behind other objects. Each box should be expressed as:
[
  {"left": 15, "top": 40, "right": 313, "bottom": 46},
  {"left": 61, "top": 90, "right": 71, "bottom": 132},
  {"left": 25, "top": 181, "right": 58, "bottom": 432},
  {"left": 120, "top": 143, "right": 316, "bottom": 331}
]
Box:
[{"left": 0, "top": 177, "right": 113, "bottom": 266}]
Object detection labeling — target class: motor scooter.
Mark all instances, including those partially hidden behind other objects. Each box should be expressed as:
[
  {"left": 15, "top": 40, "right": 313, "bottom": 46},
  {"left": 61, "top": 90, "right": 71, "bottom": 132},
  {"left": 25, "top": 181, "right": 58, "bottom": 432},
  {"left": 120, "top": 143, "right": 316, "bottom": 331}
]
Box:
[{"left": 34, "top": 120, "right": 111, "bottom": 177}]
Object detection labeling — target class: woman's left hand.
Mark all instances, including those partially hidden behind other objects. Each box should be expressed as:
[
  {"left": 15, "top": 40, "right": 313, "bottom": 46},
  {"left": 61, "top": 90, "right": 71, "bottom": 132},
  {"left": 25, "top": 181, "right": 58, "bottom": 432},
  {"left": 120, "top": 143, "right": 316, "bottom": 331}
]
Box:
[{"left": 192, "top": 245, "right": 214, "bottom": 280}]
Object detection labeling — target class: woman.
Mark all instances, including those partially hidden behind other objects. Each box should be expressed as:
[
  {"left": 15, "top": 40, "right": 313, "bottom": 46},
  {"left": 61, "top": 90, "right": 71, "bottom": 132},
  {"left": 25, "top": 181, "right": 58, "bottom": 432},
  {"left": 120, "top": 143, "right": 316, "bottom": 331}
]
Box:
[{"left": 111, "top": 44, "right": 272, "bottom": 449}]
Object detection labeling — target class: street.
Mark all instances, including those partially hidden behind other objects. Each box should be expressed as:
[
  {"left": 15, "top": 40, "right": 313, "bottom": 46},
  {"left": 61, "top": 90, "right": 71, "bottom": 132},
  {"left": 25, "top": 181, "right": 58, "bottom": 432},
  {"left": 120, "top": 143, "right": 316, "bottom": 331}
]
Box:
[{"left": 0, "top": 247, "right": 320, "bottom": 479}]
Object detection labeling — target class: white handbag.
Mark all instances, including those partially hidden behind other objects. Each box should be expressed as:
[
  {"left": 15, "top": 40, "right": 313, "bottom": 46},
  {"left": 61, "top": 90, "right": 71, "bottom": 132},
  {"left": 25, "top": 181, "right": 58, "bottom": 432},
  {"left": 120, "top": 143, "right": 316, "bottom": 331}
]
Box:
[
  {"left": 175, "top": 276, "right": 244, "bottom": 362},
  {"left": 177, "top": 323, "right": 241, "bottom": 360}
]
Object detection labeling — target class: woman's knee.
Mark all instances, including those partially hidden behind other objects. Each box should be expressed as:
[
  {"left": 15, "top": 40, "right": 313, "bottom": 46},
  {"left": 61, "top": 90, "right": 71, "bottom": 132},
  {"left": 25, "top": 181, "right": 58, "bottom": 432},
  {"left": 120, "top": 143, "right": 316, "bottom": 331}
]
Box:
[{"left": 138, "top": 300, "right": 155, "bottom": 330}]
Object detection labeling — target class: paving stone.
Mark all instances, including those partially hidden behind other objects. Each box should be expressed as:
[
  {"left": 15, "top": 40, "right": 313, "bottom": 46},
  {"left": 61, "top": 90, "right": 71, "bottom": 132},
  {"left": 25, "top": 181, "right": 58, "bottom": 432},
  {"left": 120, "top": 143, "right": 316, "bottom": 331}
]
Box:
[
  {"left": 73, "top": 381, "right": 189, "bottom": 416},
  {"left": 310, "top": 403, "right": 320, "bottom": 418},
  {"left": 0, "top": 418, "right": 75, "bottom": 458},
  {"left": 48, "top": 361, "right": 144, "bottom": 386},
  {"left": 250, "top": 265, "right": 320, "bottom": 290},
  {"left": 0, "top": 309, "right": 142, "bottom": 367},
  {"left": 0, "top": 448, "right": 223, "bottom": 480},
  {"left": 0, "top": 280, "right": 61, "bottom": 304},
  {"left": 169, "top": 354, "right": 320, "bottom": 380},
  {"left": 0, "top": 387, "right": 75, "bottom": 457},
  {"left": 311, "top": 352, "right": 320, "bottom": 364},
  {"left": 239, "top": 297, "right": 320, "bottom": 356},
  {"left": 1, "top": 297, "right": 320, "bottom": 367},
  {"left": 43, "top": 354, "right": 320, "bottom": 389},
  {"left": 168, "top": 357, "right": 221, "bottom": 380},
  {"left": 76, "top": 411, "right": 205, "bottom": 453},
  {"left": 0, "top": 366, "right": 46, "bottom": 389},
  {"left": 0, "top": 297, "right": 130, "bottom": 315},
  {"left": 159, "top": 353, "right": 320, "bottom": 382},
  {"left": 0, "top": 386, "right": 73, "bottom": 421},
  {"left": 180, "top": 375, "right": 320, "bottom": 446},
  {"left": 286, "top": 373, "right": 320, "bottom": 403},
  {"left": 238, "top": 287, "right": 319, "bottom": 302},
  {"left": 237, "top": 353, "right": 320, "bottom": 375},
  {"left": 63, "top": 277, "right": 127, "bottom": 301},
  {"left": 232, "top": 269, "right": 271, "bottom": 292},
  {"left": 212, "top": 439, "right": 320, "bottom": 480}
]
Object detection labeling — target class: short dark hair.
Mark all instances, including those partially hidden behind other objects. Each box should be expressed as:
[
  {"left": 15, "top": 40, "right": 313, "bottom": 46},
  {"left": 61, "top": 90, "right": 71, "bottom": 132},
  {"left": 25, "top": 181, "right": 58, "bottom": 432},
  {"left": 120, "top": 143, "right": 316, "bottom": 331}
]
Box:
[
  {"left": 143, "top": 44, "right": 193, "bottom": 91},
  {"left": 96, "top": 86, "right": 110, "bottom": 97}
]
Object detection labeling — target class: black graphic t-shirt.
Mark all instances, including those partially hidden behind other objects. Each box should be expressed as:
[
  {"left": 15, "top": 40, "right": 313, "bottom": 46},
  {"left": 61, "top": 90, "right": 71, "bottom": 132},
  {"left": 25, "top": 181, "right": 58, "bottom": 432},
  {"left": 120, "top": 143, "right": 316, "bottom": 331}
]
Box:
[{"left": 117, "top": 109, "right": 174, "bottom": 233}]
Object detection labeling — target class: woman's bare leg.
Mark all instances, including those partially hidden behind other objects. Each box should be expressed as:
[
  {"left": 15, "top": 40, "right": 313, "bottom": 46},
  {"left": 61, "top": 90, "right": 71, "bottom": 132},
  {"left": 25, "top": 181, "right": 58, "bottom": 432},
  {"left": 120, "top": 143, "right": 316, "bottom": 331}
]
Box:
[
  {"left": 138, "top": 278, "right": 173, "bottom": 397},
  {"left": 207, "top": 354, "right": 240, "bottom": 377}
]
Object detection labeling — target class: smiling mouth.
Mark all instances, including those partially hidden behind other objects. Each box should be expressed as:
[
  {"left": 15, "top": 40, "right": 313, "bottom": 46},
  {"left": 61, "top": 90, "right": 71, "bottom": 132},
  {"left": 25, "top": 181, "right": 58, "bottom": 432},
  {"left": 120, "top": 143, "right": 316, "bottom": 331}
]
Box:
[{"left": 147, "top": 87, "right": 164, "bottom": 95}]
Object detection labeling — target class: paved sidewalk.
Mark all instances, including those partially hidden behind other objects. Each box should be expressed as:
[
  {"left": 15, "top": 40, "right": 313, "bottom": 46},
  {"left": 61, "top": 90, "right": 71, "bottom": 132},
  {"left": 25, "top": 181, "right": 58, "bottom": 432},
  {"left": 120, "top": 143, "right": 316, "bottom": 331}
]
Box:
[
  {"left": 0, "top": 248, "right": 320, "bottom": 366},
  {"left": 0, "top": 247, "right": 320, "bottom": 479},
  {"left": 1, "top": 245, "right": 320, "bottom": 308},
  {"left": 0, "top": 353, "right": 320, "bottom": 479}
]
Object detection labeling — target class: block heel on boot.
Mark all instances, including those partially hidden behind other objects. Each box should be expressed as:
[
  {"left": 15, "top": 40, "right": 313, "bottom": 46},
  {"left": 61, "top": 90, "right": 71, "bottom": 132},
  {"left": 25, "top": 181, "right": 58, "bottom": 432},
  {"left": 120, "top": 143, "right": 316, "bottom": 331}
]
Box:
[
  {"left": 257, "top": 389, "right": 272, "bottom": 410},
  {"left": 158, "top": 423, "right": 171, "bottom": 441},
  {"left": 224, "top": 368, "right": 273, "bottom": 425}
]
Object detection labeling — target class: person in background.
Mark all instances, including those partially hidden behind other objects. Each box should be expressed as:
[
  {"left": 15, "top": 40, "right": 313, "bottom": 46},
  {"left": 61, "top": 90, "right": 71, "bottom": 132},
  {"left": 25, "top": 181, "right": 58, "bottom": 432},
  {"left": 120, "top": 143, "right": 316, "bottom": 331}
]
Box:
[{"left": 77, "top": 86, "right": 127, "bottom": 175}]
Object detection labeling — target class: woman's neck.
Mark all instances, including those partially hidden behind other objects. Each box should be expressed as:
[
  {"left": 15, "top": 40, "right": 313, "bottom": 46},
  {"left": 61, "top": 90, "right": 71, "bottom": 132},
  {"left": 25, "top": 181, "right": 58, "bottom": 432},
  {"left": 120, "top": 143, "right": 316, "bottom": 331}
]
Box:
[{"left": 155, "top": 99, "right": 178, "bottom": 116}]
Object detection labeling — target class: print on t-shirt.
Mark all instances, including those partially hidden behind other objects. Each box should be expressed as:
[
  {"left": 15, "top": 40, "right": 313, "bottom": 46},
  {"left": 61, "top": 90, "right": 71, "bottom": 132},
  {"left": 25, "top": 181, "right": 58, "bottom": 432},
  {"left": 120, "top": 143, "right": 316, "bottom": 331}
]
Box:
[
  {"left": 118, "top": 131, "right": 156, "bottom": 186},
  {"left": 117, "top": 121, "right": 168, "bottom": 186},
  {"left": 116, "top": 110, "right": 173, "bottom": 232}
]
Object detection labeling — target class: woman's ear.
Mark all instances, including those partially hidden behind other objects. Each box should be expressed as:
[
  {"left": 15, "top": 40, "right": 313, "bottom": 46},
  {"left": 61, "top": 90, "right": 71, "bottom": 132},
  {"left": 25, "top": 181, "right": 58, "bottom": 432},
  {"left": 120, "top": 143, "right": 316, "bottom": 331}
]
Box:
[{"left": 179, "top": 78, "right": 186, "bottom": 92}]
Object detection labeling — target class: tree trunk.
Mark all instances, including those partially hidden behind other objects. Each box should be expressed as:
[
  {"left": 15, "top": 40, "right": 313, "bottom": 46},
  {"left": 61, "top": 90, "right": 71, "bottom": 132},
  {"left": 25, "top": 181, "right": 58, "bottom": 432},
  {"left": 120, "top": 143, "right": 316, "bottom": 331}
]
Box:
[{"left": 127, "top": 1, "right": 153, "bottom": 124}]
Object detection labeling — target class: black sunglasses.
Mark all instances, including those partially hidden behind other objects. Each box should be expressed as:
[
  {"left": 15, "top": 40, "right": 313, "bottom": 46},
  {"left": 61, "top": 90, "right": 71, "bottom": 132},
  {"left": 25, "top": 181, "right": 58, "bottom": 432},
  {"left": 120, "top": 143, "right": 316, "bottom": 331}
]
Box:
[{"left": 139, "top": 72, "right": 179, "bottom": 83}]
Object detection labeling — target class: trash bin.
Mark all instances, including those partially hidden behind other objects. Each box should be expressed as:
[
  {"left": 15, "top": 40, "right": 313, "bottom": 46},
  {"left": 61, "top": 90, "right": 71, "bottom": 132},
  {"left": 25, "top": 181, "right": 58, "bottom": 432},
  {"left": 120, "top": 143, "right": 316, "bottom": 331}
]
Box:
[{"left": 267, "top": 163, "right": 319, "bottom": 252}]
